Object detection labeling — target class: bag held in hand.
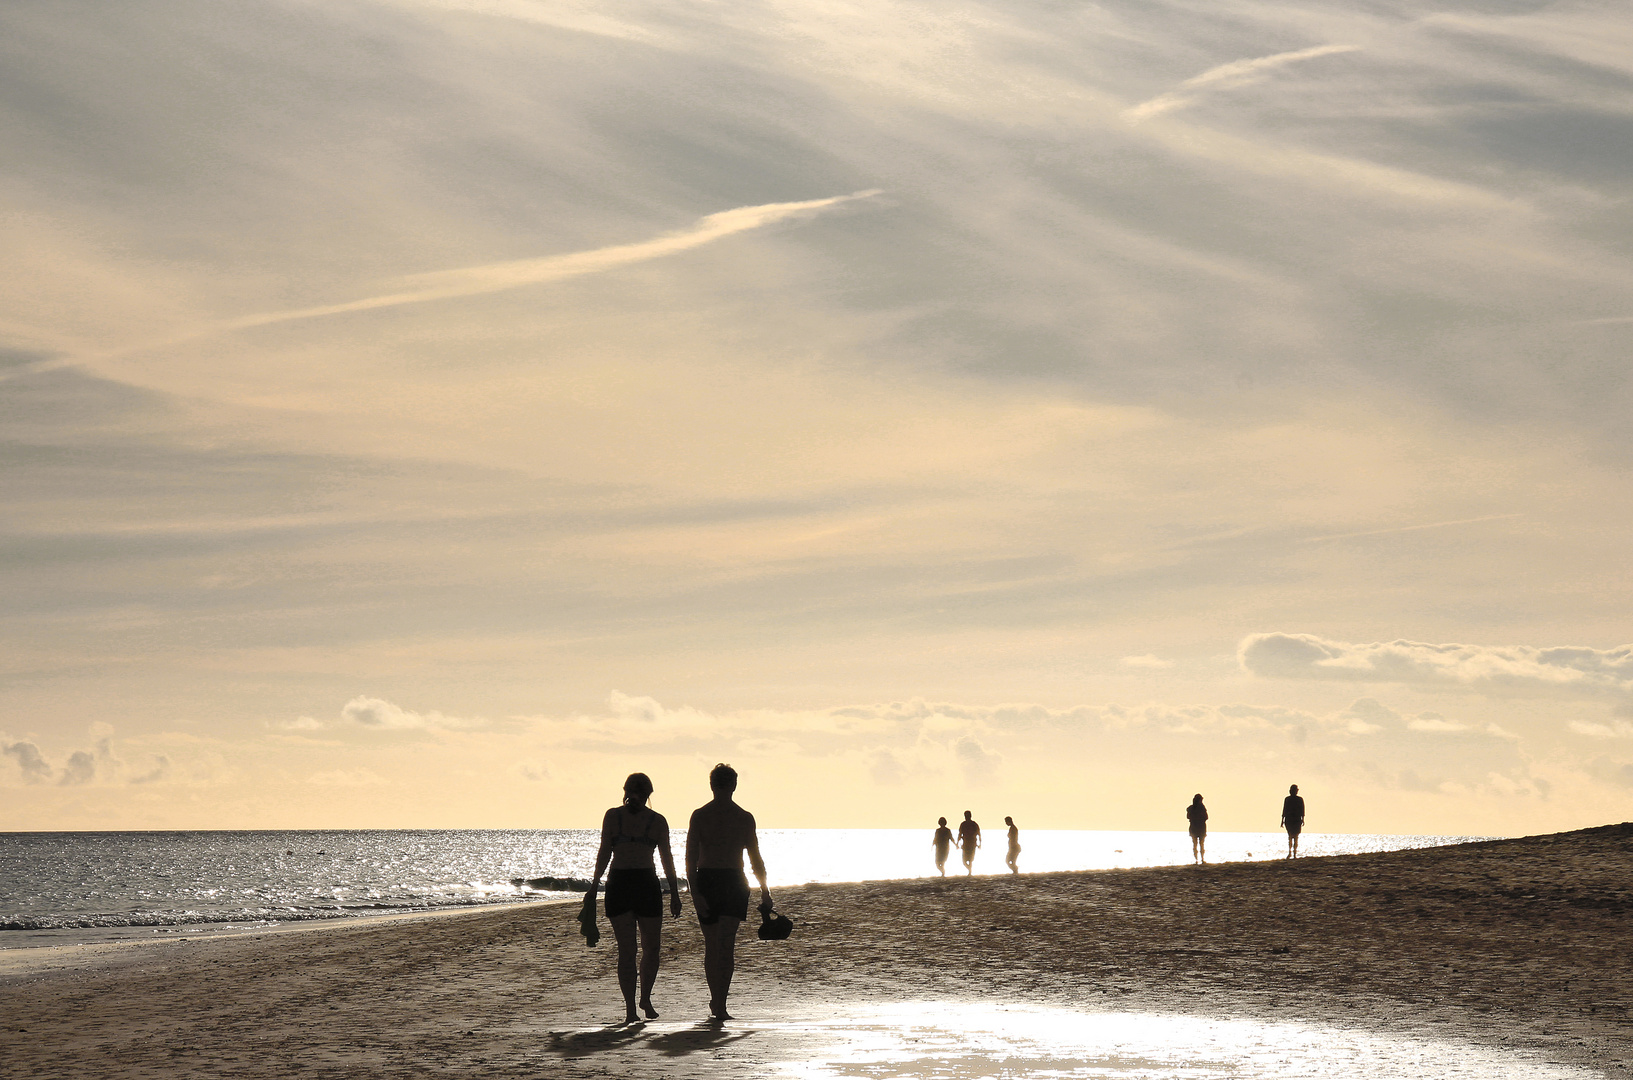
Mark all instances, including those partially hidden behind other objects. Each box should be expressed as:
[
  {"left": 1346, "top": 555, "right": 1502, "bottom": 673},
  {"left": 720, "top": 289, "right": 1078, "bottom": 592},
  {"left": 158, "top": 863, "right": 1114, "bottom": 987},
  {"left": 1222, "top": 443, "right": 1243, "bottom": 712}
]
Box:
[
  {"left": 577, "top": 890, "right": 600, "bottom": 947},
  {"left": 756, "top": 902, "right": 793, "bottom": 941}
]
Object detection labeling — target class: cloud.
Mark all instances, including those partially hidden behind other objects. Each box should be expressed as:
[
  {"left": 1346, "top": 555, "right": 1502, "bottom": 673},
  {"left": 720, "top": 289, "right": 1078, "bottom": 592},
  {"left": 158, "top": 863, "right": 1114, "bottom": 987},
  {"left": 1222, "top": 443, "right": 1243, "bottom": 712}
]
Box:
[
  {"left": 59, "top": 749, "right": 96, "bottom": 785},
  {"left": 1120, "top": 654, "right": 1173, "bottom": 669},
  {"left": 130, "top": 754, "right": 171, "bottom": 784},
  {"left": 1124, "top": 45, "right": 1360, "bottom": 123},
  {"left": 517, "top": 761, "right": 549, "bottom": 782},
  {"left": 870, "top": 748, "right": 908, "bottom": 786},
  {"left": 276, "top": 716, "right": 325, "bottom": 731},
  {"left": 1587, "top": 757, "right": 1633, "bottom": 789},
  {"left": 954, "top": 736, "right": 1001, "bottom": 786},
  {"left": 1240, "top": 633, "right": 1633, "bottom": 700},
  {"left": 3, "top": 741, "right": 53, "bottom": 783},
  {"left": 144, "top": 191, "right": 881, "bottom": 349},
  {"left": 1569, "top": 719, "right": 1633, "bottom": 739},
  {"left": 339, "top": 696, "right": 481, "bottom": 731},
  {"left": 308, "top": 769, "right": 387, "bottom": 786}
]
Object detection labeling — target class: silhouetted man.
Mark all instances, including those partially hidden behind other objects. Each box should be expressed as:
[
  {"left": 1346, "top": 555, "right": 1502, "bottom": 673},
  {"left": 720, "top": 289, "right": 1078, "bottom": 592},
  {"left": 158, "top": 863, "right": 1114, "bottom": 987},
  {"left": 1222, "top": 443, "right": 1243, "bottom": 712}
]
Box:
[
  {"left": 1281, "top": 784, "right": 1306, "bottom": 858},
  {"left": 686, "top": 763, "right": 771, "bottom": 1020},
  {"left": 957, "top": 810, "right": 981, "bottom": 875}
]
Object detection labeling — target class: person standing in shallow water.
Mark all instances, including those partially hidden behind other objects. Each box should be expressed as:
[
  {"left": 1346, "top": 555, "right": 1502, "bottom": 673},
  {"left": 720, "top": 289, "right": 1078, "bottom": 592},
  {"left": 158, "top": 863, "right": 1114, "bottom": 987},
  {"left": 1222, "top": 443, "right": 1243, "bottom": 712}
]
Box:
[
  {"left": 957, "top": 810, "right": 982, "bottom": 875},
  {"left": 932, "top": 817, "right": 953, "bottom": 876},
  {"left": 1281, "top": 784, "right": 1306, "bottom": 858},
  {"left": 1004, "top": 816, "right": 1021, "bottom": 874},
  {"left": 686, "top": 763, "right": 771, "bottom": 1021},
  {"left": 589, "top": 772, "right": 682, "bottom": 1025},
  {"left": 1186, "top": 794, "right": 1208, "bottom": 864}
]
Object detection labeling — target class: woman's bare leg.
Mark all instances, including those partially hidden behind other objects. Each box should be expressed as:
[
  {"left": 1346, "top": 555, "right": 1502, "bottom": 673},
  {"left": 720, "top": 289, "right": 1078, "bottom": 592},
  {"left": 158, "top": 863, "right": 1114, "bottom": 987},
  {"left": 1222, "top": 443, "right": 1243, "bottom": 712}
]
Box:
[
  {"left": 636, "top": 915, "right": 663, "bottom": 1017},
  {"left": 609, "top": 912, "right": 639, "bottom": 1023}
]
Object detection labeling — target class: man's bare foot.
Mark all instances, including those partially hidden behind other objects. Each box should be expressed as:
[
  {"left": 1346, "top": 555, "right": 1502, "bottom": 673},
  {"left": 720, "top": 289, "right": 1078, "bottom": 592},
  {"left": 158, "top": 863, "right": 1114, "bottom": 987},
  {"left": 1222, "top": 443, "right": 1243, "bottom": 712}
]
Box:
[
  {"left": 640, "top": 1000, "right": 659, "bottom": 1019},
  {"left": 623, "top": 1008, "right": 639, "bottom": 1025}
]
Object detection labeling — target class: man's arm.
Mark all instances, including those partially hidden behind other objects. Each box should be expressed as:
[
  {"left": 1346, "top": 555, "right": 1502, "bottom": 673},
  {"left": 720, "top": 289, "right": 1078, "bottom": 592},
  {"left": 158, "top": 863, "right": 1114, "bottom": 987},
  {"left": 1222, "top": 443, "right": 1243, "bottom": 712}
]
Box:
[
  {"left": 745, "top": 812, "right": 771, "bottom": 909},
  {"left": 685, "top": 809, "right": 708, "bottom": 918}
]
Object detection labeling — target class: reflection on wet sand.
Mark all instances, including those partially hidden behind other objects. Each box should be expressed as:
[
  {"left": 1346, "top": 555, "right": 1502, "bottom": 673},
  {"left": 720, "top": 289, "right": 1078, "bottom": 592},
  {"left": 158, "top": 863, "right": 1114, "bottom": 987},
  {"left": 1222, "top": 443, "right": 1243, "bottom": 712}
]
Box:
[{"left": 774, "top": 1003, "right": 1599, "bottom": 1080}]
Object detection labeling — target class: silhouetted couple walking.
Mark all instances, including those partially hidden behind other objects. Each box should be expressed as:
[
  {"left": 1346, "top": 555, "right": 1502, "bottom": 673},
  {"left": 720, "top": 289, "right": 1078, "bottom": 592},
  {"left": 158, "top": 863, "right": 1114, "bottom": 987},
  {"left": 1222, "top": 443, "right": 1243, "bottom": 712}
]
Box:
[{"left": 587, "top": 763, "right": 771, "bottom": 1024}]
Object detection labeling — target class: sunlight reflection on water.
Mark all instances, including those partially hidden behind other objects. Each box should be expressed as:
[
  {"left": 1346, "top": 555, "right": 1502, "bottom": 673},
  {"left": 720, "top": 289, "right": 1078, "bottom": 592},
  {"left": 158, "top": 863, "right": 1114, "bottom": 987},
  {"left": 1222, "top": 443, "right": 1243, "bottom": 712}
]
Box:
[{"left": 776, "top": 1003, "right": 1595, "bottom": 1080}]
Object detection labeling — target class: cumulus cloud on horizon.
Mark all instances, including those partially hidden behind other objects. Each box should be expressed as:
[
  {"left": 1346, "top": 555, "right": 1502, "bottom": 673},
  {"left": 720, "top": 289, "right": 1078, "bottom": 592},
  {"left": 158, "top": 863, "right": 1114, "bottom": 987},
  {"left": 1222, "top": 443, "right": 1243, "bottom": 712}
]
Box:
[
  {"left": 340, "top": 696, "right": 485, "bottom": 731},
  {"left": 1240, "top": 633, "right": 1633, "bottom": 700}
]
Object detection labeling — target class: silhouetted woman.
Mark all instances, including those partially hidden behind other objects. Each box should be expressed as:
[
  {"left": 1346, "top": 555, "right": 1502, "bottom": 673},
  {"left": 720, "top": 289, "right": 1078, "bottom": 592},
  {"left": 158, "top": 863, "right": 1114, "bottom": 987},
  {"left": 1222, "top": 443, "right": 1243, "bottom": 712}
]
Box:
[
  {"left": 1186, "top": 793, "right": 1208, "bottom": 865},
  {"left": 932, "top": 817, "right": 953, "bottom": 876},
  {"left": 589, "top": 772, "right": 681, "bottom": 1024},
  {"left": 1004, "top": 816, "right": 1021, "bottom": 874}
]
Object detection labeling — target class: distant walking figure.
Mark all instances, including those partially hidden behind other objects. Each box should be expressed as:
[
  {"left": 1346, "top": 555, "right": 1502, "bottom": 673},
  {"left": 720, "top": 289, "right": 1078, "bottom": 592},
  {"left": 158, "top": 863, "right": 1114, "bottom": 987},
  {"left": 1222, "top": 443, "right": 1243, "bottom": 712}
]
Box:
[
  {"left": 1281, "top": 784, "right": 1306, "bottom": 858},
  {"left": 1186, "top": 794, "right": 1208, "bottom": 864},
  {"left": 686, "top": 763, "right": 772, "bottom": 1021},
  {"left": 932, "top": 817, "right": 954, "bottom": 876},
  {"left": 589, "top": 772, "right": 682, "bottom": 1024},
  {"left": 957, "top": 810, "right": 982, "bottom": 875},
  {"left": 1004, "top": 816, "right": 1021, "bottom": 874}
]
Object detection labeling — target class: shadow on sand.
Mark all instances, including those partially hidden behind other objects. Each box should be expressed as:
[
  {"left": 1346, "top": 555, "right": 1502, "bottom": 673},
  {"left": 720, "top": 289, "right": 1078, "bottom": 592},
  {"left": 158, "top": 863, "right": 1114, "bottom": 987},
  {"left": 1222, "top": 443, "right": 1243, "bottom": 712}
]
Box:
[{"left": 547, "top": 1020, "right": 751, "bottom": 1059}]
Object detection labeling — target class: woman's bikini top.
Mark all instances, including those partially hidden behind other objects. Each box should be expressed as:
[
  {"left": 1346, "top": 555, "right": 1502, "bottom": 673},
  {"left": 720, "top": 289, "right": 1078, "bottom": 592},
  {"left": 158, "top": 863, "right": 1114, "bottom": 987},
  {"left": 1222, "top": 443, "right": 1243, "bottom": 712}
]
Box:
[{"left": 613, "top": 807, "right": 659, "bottom": 848}]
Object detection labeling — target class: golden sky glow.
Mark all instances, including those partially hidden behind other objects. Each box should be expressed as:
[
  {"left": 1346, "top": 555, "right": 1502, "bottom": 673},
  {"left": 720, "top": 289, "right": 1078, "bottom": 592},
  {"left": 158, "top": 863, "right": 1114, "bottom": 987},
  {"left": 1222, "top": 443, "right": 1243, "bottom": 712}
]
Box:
[{"left": 3, "top": 0, "right": 1632, "bottom": 833}]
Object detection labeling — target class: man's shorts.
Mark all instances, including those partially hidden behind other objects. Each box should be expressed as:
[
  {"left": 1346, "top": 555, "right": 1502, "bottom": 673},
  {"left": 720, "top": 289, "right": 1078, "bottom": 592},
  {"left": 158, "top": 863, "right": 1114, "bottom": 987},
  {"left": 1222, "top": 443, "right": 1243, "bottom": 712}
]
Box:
[
  {"left": 693, "top": 868, "right": 750, "bottom": 925},
  {"left": 604, "top": 868, "right": 663, "bottom": 919}
]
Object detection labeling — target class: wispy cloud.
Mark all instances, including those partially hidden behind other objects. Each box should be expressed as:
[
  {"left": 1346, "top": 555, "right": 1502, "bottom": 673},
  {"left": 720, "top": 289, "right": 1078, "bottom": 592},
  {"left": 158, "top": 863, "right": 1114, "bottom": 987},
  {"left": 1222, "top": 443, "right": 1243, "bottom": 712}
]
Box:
[
  {"left": 1124, "top": 45, "right": 1360, "bottom": 124},
  {"left": 1300, "top": 513, "right": 1522, "bottom": 544},
  {"left": 160, "top": 191, "right": 882, "bottom": 345}
]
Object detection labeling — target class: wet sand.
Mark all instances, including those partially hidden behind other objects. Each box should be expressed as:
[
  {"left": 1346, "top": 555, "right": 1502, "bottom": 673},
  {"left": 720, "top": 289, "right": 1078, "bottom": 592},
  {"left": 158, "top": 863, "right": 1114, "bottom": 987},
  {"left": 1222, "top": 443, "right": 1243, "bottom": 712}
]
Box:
[{"left": 2, "top": 822, "right": 1628, "bottom": 1078}]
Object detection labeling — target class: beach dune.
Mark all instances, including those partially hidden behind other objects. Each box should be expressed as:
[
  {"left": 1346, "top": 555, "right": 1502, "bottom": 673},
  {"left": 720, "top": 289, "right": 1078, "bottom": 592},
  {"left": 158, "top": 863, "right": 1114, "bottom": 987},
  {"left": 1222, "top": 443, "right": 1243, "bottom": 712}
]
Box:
[{"left": 3, "top": 824, "right": 1629, "bottom": 1078}]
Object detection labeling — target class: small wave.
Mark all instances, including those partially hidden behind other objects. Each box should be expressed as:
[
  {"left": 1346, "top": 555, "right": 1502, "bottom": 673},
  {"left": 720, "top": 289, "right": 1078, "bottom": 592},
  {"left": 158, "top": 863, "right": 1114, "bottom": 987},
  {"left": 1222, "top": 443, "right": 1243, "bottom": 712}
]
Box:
[{"left": 511, "top": 875, "right": 594, "bottom": 892}]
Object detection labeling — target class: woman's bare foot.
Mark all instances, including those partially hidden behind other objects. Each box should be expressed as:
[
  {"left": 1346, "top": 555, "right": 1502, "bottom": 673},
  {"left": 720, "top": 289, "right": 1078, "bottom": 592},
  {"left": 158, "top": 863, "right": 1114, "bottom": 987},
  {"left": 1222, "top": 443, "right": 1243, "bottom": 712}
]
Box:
[
  {"left": 640, "top": 999, "right": 659, "bottom": 1019},
  {"left": 709, "top": 999, "right": 734, "bottom": 1020},
  {"left": 623, "top": 1006, "right": 639, "bottom": 1025}
]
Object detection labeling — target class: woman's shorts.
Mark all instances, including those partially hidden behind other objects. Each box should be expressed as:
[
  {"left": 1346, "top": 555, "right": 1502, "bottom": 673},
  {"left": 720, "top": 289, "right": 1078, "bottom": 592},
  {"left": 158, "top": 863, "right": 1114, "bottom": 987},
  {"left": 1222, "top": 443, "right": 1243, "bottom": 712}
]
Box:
[
  {"left": 604, "top": 868, "right": 663, "bottom": 919},
  {"left": 1189, "top": 826, "right": 1207, "bottom": 838},
  {"left": 692, "top": 868, "right": 750, "bottom": 925}
]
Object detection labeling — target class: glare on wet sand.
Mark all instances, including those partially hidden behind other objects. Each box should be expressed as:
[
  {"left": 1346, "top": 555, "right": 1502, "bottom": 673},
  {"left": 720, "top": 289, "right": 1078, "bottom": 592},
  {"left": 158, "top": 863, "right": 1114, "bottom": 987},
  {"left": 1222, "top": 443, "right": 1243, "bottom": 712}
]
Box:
[{"left": 769, "top": 1002, "right": 1597, "bottom": 1080}]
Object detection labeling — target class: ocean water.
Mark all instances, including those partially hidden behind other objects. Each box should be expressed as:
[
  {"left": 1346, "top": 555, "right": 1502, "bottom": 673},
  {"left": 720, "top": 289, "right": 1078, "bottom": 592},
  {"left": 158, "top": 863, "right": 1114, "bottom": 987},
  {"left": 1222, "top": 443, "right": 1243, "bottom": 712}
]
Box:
[{"left": 0, "top": 828, "right": 1486, "bottom": 949}]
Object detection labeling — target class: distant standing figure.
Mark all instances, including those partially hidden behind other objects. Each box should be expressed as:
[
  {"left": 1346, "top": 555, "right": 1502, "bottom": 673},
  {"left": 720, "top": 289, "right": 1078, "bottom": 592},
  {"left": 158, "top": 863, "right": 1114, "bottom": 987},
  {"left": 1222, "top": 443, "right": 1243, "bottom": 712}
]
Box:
[
  {"left": 686, "top": 763, "right": 772, "bottom": 1021},
  {"left": 1186, "top": 794, "right": 1208, "bottom": 864},
  {"left": 1004, "top": 816, "right": 1020, "bottom": 875},
  {"left": 1281, "top": 784, "right": 1306, "bottom": 858},
  {"left": 957, "top": 810, "right": 982, "bottom": 875},
  {"left": 589, "top": 772, "right": 682, "bottom": 1025},
  {"left": 932, "top": 817, "right": 954, "bottom": 876}
]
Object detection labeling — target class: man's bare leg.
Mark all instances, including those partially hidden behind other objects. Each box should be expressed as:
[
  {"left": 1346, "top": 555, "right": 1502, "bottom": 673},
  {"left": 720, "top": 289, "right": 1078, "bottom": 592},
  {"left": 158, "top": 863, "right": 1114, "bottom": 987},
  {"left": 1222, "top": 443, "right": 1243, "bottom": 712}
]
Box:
[
  {"left": 700, "top": 916, "right": 742, "bottom": 1019},
  {"left": 609, "top": 912, "right": 640, "bottom": 1024},
  {"left": 636, "top": 915, "right": 663, "bottom": 1018}
]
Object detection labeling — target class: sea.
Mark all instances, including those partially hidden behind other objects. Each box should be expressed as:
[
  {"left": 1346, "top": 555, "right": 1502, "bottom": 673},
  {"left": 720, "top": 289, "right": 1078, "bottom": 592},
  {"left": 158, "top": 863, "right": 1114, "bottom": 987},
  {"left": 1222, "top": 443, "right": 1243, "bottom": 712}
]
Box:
[{"left": 0, "top": 829, "right": 1488, "bottom": 949}]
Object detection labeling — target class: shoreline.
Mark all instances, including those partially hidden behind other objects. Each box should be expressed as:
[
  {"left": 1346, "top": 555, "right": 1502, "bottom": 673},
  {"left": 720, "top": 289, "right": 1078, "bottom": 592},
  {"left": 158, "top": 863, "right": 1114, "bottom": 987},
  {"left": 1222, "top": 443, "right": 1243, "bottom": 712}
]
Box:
[
  {"left": 4, "top": 823, "right": 1629, "bottom": 1078},
  {"left": 0, "top": 827, "right": 1496, "bottom": 954}
]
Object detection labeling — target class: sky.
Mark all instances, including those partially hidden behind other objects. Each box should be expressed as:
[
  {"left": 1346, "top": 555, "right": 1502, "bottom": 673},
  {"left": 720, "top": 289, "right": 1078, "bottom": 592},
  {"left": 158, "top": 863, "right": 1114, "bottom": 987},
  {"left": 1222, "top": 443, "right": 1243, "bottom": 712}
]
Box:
[{"left": 3, "top": 0, "right": 1632, "bottom": 835}]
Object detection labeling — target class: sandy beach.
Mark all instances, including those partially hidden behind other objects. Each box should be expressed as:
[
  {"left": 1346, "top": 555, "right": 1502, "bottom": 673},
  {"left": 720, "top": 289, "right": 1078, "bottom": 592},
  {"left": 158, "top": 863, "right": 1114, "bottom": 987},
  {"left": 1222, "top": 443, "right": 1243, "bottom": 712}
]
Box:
[{"left": 2, "top": 823, "right": 1628, "bottom": 1078}]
